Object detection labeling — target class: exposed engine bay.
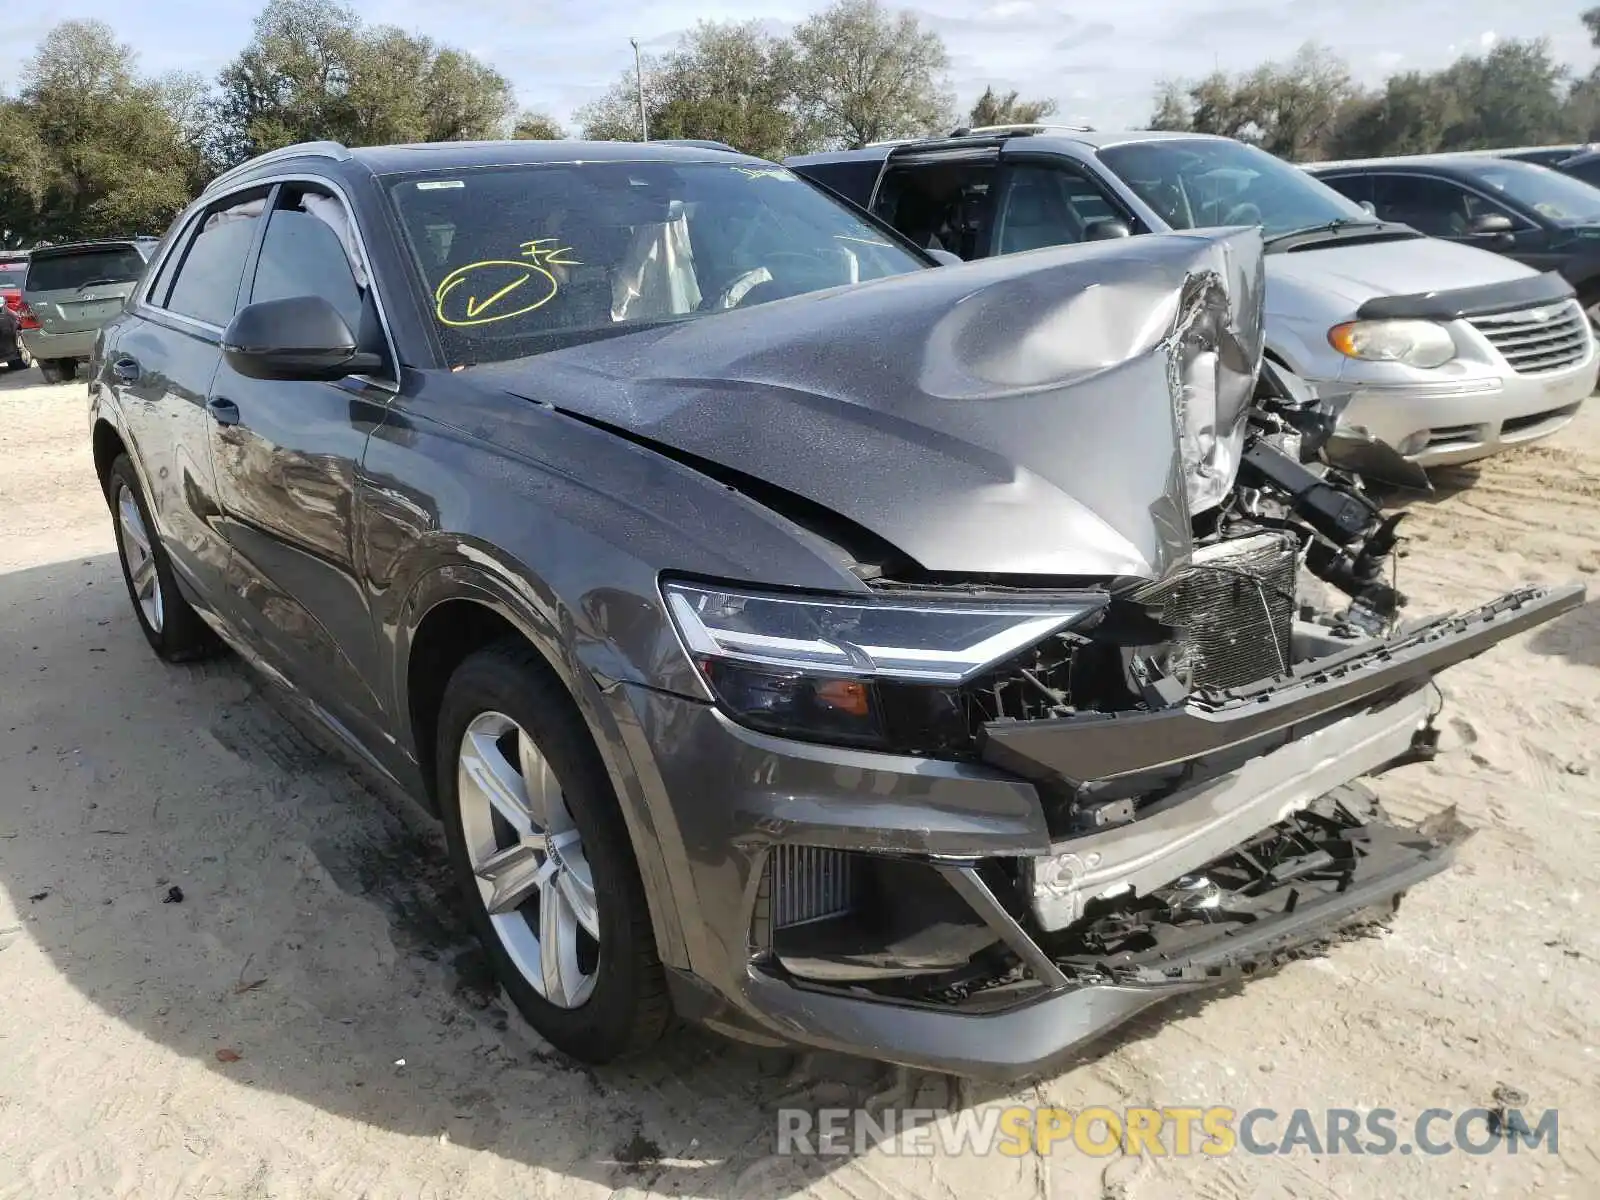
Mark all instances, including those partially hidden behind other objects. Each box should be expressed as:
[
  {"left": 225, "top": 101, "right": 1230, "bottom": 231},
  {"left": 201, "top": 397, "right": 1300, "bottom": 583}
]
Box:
[{"left": 957, "top": 359, "right": 1421, "bottom": 738}]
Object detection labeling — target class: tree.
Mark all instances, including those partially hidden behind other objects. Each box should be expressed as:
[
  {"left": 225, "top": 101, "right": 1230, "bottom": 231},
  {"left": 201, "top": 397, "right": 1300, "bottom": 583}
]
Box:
[
  {"left": 578, "top": 22, "right": 810, "bottom": 160},
  {"left": 512, "top": 111, "right": 566, "bottom": 140},
  {"left": 0, "top": 21, "right": 203, "bottom": 244},
  {"left": 214, "top": 0, "right": 515, "bottom": 166},
  {"left": 791, "top": 0, "right": 954, "bottom": 148},
  {"left": 1330, "top": 38, "right": 1575, "bottom": 158},
  {"left": 967, "top": 86, "right": 1056, "bottom": 128},
  {"left": 1147, "top": 44, "right": 1360, "bottom": 161}
]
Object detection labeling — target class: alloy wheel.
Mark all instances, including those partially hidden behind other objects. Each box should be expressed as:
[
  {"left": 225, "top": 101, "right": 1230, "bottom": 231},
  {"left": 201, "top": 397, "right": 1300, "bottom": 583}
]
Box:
[
  {"left": 457, "top": 711, "right": 600, "bottom": 1008},
  {"left": 116, "top": 483, "right": 163, "bottom": 633}
]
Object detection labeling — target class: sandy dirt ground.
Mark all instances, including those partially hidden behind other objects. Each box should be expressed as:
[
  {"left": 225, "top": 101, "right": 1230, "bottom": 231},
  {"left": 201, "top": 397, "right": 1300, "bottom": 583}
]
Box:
[{"left": 1, "top": 363, "right": 1598, "bottom": 1200}]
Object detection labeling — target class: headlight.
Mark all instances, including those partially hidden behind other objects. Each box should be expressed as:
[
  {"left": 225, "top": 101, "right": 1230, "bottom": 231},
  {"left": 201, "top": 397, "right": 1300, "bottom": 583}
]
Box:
[
  {"left": 663, "top": 581, "right": 1105, "bottom": 751},
  {"left": 1327, "top": 319, "right": 1456, "bottom": 369}
]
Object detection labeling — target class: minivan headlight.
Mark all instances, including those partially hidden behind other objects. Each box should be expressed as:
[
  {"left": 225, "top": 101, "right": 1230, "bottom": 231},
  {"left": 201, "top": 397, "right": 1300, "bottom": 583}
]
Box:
[
  {"left": 1328, "top": 319, "right": 1456, "bottom": 369},
  {"left": 663, "top": 581, "right": 1105, "bottom": 750}
]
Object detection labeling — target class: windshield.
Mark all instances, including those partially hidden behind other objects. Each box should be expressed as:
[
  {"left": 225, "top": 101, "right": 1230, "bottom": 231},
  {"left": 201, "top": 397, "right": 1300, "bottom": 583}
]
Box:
[
  {"left": 1465, "top": 161, "right": 1600, "bottom": 224},
  {"left": 386, "top": 160, "right": 928, "bottom": 365},
  {"left": 26, "top": 245, "right": 148, "bottom": 293},
  {"left": 1096, "top": 138, "right": 1371, "bottom": 237}
]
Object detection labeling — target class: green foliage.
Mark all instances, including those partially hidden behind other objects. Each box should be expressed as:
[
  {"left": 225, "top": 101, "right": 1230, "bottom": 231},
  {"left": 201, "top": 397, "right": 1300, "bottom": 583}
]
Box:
[
  {"left": 0, "top": 21, "right": 201, "bottom": 245},
  {"left": 4, "top": 5, "right": 1598, "bottom": 247},
  {"left": 1150, "top": 44, "right": 1359, "bottom": 160},
  {"left": 1156, "top": 35, "right": 1590, "bottom": 163},
  {"left": 212, "top": 0, "right": 515, "bottom": 165},
  {"left": 512, "top": 111, "right": 567, "bottom": 140},
  {"left": 578, "top": 21, "right": 814, "bottom": 159},
  {"left": 967, "top": 87, "right": 1057, "bottom": 128},
  {"left": 791, "top": 0, "right": 953, "bottom": 149}
]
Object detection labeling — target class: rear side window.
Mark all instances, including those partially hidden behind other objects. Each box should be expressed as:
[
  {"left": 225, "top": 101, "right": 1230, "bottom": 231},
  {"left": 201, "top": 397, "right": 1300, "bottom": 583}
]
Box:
[
  {"left": 164, "top": 198, "right": 264, "bottom": 326},
  {"left": 26, "top": 246, "right": 147, "bottom": 293}
]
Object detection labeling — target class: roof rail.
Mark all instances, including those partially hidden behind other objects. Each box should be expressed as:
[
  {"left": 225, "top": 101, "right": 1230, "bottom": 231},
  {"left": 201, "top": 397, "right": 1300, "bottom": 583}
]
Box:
[
  {"left": 952, "top": 122, "right": 1095, "bottom": 137},
  {"left": 203, "top": 140, "right": 353, "bottom": 195},
  {"left": 651, "top": 138, "right": 741, "bottom": 153}
]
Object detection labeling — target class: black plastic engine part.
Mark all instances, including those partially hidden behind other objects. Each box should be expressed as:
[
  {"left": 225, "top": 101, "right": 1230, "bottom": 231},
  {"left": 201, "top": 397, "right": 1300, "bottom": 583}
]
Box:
[{"left": 1238, "top": 439, "right": 1379, "bottom": 546}]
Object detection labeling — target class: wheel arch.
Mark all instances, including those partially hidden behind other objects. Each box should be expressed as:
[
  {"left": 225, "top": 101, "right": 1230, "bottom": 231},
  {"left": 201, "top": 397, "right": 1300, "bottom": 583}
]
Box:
[
  {"left": 92, "top": 418, "right": 129, "bottom": 495},
  {"left": 396, "top": 561, "right": 691, "bottom": 970}
]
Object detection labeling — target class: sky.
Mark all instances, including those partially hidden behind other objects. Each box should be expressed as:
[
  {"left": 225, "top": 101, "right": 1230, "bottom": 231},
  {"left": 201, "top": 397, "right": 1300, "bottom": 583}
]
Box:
[{"left": 0, "top": 0, "right": 1595, "bottom": 133}]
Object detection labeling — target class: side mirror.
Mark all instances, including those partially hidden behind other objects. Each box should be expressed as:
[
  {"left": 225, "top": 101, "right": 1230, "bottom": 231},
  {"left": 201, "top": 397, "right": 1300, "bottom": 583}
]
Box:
[
  {"left": 1467, "top": 212, "right": 1514, "bottom": 238},
  {"left": 925, "top": 247, "right": 964, "bottom": 267},
  {"left": 1086, "top": 218, "right": 1133, "bottom": 241},
  {"left": 1359, "top": 200, "right": 1377, "bottom": 216},
  {"left": 221, "top": 295, "right": 382, "bottom": 382}
]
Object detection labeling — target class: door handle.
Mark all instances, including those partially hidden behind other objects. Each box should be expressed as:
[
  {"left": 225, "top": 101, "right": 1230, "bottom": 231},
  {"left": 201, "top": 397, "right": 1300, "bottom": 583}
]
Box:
[
  {"left": 206, "top": 397, "right": 241, "bottom": 427},
  {"left": 112, "top": 357, "right": 140, "bottom": 383}
]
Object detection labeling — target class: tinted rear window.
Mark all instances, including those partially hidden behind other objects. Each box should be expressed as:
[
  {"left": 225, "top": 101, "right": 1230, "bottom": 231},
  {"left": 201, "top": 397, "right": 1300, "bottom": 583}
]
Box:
[
  {"left": 0, "top": 261, "right": 26, "bottom": 285},
  {"left": 26, "top": 246, "right": 148, "bottom": 292}
]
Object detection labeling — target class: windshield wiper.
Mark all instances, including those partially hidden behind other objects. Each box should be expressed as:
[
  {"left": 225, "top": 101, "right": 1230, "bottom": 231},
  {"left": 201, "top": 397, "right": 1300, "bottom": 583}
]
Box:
[
  {"left": 1263, "top": 218, "right": 1381, "bottom": 245},
  {"left": 76, "top": 278, "right": 126, "bottom": 290}
]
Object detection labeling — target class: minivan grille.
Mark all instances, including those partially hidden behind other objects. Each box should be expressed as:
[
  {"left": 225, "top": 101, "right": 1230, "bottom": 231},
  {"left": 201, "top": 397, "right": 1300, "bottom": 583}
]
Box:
[
  {"left": 769, "top": 845, "right": 857, "bottom": 930},
  {"left": 1470, "top": 301, "right": 1591, "bottom": 375},
  {"left": 1133, "top": 532, "right": 1298, "bottom": 691}
]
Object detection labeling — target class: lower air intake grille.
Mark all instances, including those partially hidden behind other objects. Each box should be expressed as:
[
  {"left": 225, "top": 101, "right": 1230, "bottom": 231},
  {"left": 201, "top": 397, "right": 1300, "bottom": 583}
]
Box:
[
  {"left": 1135, "top": 532, "right": 1297, "bottom": 691},
  {"left": 1470, "top": 301, "right": 1591, "bottom": 375},
  {"left": 769, "top": 845, "right": 857, "bottom": 930}
]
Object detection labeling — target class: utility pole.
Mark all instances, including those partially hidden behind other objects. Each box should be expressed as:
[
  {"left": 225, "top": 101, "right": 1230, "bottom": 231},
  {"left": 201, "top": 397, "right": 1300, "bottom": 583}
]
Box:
[{"left": 630, "top": 38, "right": 649, "bottom": 142}]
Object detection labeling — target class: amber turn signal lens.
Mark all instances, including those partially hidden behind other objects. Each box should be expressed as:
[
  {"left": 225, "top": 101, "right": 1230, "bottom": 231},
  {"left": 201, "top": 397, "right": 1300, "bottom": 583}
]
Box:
[{"left": 814, "top": 678, "right": 871, "bottom": 717}]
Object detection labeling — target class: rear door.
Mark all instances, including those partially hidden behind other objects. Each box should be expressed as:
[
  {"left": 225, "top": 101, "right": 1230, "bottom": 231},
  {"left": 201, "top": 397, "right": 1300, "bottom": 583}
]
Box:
[
  {"left": 23, "top": 242, "right": 150, "bottom": 343},
  {"left": 111, "top": 190, "right": 269, "bottom": 609},
  {"left": 205, "top": 180, "right": 396, "bottom": 745}
]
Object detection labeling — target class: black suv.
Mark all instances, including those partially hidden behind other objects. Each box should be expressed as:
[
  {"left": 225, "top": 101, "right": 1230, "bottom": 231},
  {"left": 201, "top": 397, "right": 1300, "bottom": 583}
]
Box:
[
  {"left": 1306, "top": 155, "right": 1600, "bottom": 318},
  {"left": 90, "top": 137, "right": 1578, "bottom": 1078}
]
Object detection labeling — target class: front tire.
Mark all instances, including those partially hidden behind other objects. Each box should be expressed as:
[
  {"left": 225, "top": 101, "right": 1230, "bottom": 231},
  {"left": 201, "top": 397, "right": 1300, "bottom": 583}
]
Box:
[
  {"left": 106, "top": 454, "right": 214, "bottom": 661},
  {"left": 436, "top": 641, "right": 669, "bottom": 1063}
]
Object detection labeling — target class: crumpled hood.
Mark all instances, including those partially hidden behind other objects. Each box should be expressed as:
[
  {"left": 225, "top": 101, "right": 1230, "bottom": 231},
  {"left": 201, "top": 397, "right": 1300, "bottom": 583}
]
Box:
[
  {"left": 478, "top": 229, "right": 1265, "bottom": 580},
  {"left": 1267, "top": 234, "right": 1536, "bottom": 309}
]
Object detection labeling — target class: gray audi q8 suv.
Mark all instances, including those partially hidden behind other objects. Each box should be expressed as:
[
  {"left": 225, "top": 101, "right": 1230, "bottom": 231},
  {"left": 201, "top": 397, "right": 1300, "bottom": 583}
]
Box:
[{"left": 89, "top": 138, "right": 1580, "bottom": 1078}]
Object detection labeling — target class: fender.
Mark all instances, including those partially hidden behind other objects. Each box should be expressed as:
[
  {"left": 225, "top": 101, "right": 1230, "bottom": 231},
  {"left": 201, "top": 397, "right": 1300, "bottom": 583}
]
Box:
[{"left": 392, "top": 548, "right": 696, "bottom": 972}]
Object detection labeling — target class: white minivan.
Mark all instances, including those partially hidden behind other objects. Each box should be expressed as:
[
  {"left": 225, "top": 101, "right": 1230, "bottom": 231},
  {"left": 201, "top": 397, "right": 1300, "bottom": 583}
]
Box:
[{"left": 789, "top": 129, "right": 1597, "bottom": 466}]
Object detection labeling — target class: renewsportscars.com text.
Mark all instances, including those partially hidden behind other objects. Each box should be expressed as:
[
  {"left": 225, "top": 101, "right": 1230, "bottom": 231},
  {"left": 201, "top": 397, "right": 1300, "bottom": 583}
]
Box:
[{"left": 777, "top": 1105, "right": 1559, "bottom": 1158}]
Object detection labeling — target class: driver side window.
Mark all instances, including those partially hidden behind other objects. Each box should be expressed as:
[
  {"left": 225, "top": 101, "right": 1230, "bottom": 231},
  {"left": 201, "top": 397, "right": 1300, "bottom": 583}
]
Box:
[
  {"left": 247, "top": 192, "right": 367, "bottom": 336},
  {"left": 1371, "top": 175, "right": 1476, "bottom": 237}
]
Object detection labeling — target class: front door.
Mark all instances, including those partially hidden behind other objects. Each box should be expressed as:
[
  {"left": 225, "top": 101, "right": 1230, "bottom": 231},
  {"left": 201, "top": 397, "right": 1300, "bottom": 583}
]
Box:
[{"left": 205, "top": 183, "right": 395, "bottom": 746}]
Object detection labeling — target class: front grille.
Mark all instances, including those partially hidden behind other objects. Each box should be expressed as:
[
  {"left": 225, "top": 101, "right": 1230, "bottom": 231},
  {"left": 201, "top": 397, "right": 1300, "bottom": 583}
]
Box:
[
  {"left": 768, "top": 845, "right": 857, "bottom": 930},
  {"left": 1470, "top": 301, "right": 1591, "bottom": 375},
  {"left": 1134, "top": 532, "right": 1297, "bottom": 690}
]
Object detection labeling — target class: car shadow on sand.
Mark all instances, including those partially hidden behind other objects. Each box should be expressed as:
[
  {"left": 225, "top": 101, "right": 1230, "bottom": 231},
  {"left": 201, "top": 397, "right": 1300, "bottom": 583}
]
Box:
[{"left": 0, "top": 553, "right": 1271, "bottom": 1195}]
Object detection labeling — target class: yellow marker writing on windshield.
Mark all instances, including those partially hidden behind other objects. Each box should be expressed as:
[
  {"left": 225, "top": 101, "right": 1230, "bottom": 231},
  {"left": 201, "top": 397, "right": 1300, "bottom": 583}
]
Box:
[{"left": 434, "top": 240, "right": 583, "bottom": 328}]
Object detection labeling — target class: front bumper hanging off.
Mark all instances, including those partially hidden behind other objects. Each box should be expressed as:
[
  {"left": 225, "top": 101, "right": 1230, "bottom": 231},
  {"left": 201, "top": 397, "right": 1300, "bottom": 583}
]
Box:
[{"left": 638, "top": 584, "right": 1583, "bottom": 1079}]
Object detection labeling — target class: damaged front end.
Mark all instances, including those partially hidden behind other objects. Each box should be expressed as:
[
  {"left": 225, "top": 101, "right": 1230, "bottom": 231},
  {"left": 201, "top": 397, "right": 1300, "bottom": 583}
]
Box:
[{"left": 657, "top": 233, "right": 1586, "bottom": 1076}]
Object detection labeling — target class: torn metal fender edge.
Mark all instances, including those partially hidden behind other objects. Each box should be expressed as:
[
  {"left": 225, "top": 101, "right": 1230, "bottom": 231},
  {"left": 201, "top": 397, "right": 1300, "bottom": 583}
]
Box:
[{"left": 981, "top": 583, "right": 1584, "bottom": 785}]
